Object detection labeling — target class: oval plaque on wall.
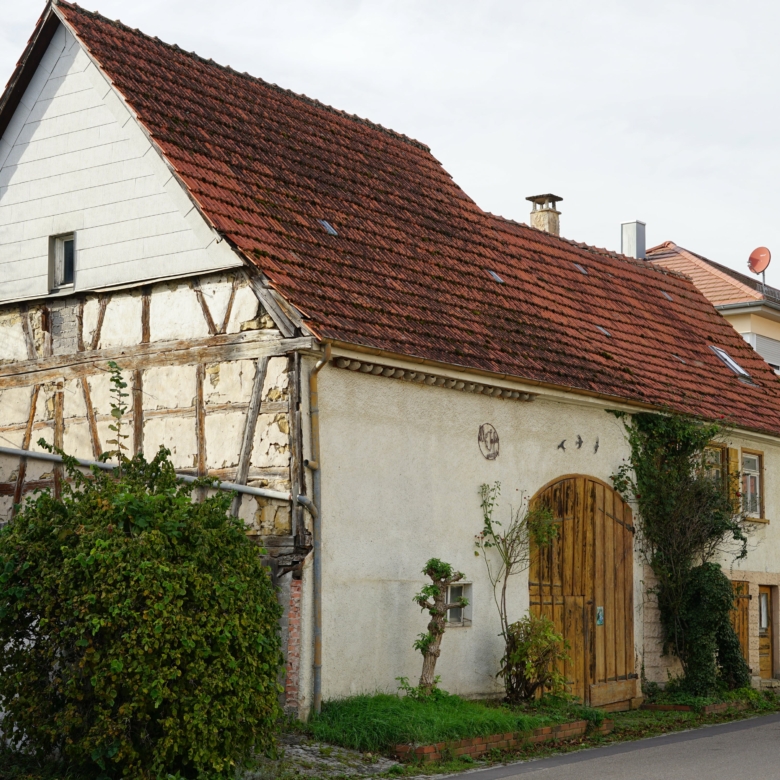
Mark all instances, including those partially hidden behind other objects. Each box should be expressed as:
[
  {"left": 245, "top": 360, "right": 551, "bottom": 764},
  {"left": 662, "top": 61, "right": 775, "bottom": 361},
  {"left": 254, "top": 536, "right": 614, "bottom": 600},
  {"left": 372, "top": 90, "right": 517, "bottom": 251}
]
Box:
[{"left": 478, "top": 423, "right": 499, "bottom": 460}]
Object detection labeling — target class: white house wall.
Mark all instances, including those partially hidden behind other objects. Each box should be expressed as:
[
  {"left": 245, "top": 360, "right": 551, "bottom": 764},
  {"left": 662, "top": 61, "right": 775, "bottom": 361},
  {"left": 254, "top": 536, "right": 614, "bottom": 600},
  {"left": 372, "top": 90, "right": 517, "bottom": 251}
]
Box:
[
  {"left": 0, "top": 22, "right": 241, "bottom": 304},
  {"left": 308, "top": 358, "right": 780, "bottom": 706}
]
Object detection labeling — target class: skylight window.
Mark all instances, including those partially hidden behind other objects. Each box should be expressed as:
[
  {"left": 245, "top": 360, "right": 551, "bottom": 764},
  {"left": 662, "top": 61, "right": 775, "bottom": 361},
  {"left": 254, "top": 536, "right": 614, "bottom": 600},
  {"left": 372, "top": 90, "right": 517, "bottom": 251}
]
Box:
[
  {"left": 318, "top": 219, "right": 338, "bottom": 236},
  {"left": 661, "top": 291, "right": 673, "bottom": 301},
  {"left": 596, "top": 325, "right": 611, "bottom": 336},
  {"left": 573, "top": 263, "right": 588, "bottom": 275},
  {"left": 710, "top": 346, "right": 750, "bottom": 377},
  {"left": 486, "top": 269, "right": 504, "bottom": 283}
]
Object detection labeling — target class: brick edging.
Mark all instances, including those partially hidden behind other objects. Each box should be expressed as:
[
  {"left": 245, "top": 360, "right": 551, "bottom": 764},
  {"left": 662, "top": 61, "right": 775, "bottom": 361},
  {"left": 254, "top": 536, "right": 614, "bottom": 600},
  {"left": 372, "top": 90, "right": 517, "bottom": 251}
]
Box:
[
  {"left": 395, "top": 718, "right": 614, "bottom": 763},
  {"left": 640, "top": 701, "right": 748, "bottom": 714}
]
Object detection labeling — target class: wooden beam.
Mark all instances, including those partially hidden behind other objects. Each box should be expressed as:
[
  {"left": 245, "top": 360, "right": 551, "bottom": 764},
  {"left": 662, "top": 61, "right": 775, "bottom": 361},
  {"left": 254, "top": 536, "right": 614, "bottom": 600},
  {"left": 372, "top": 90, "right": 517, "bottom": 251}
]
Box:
[
  {"left": 0, "top": 333, "right": 315, "bottom": 388},
  {"left": 219, "top": 276, "right": 239, "bottom": 335},
  {"left": 76, "top": 299, "right": 85, "bottom": 353},
  {"left": 141, "top": 287, "right": 151, "bottom": 344},
  {"left": 192, "top": 279, "right": 218, "bottom": 336},
  {"left": 133, "top": 369, "right": 144, "bottom": 456},
  {"left": 11, "top": 384, "right": 40, "bottom": 516},
  {"left": 81, "top": 376, "right": 102, "bottom": 459},
  {"left": 20, "top": 304, "right": 37, "bottom": 360},
  {"left": 53, "top": 384, "right": 64, "bottom": 498},
  {"left": 289, "top": 352, "right": 305, "bottom": 538},
  {"left": 90, "top": 296, "right": 108, "bottom": 351},
  {"left": 247, "top": 277, "right": 296, "bottom": 338},
  {"left": 231, "top": 356, "right": 269, "bottom": 516}
]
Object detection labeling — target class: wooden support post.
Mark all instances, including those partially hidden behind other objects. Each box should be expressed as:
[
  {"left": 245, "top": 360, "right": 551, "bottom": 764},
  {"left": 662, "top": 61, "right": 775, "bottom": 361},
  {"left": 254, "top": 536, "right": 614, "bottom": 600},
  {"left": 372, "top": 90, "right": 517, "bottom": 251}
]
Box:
[
  {"left": 195, "top": 364, "right": 207, "bottom": 501},
  {"left": 289, "top": 352, "right": 305, "bottom": 538},
  {"left": 133, "top": 369, "right": 144, "bottom": 456},
  {"left": 219, "top": 276, "right": 239, "bottom": 335},
  {"left": 141, "top": 287, "right": 151, "bottom": 344},
  {"left": 11, "top": 385, "right": 40, "bottom": 517},
  {"left": 231, "top": 356, "right": 269, "bottom": 517},
  {"left": 90, "top": 297, "right": 108, "bottom": 351},
  {"left": 53, "top": 384, "right": 64, "bottom": 498},
  {"left": 81, "top": 377, "right": 102, "bottom": 459},
  {"left": 192, "top": 279, "right": 218, "bottom": 336}
]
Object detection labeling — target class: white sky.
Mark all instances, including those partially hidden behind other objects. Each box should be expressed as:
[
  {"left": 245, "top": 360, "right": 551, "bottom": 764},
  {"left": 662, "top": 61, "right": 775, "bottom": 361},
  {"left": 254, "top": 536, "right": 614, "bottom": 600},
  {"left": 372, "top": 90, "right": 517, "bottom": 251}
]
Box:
[{"left": 3, "top": 1, "right": 780, "bottom": 285}]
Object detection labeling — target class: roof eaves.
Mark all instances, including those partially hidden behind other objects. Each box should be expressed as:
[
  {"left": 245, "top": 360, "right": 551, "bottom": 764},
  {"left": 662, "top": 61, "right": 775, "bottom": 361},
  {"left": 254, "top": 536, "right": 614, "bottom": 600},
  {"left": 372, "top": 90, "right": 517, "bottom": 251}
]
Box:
[{"left": 0, "top": 2, "right": 60, "bottom": 141}]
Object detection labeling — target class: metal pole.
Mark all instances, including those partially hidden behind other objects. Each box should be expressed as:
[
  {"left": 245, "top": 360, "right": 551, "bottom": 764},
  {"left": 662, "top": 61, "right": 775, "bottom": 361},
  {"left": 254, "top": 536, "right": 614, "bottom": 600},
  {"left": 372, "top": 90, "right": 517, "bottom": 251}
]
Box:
[{"left": 0, "top": 445, "right": 294, "bottom": 502}]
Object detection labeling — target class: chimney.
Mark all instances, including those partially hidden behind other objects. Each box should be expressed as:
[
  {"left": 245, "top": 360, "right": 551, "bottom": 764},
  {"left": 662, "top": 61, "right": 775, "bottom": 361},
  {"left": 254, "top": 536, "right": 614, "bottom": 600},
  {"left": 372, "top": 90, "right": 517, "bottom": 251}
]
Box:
[
  {"left": 621, "top": 220, "right": 646, "bottom": 259},
  {"left": 526, "top": 194, "right": 563, "bottom": 236}
]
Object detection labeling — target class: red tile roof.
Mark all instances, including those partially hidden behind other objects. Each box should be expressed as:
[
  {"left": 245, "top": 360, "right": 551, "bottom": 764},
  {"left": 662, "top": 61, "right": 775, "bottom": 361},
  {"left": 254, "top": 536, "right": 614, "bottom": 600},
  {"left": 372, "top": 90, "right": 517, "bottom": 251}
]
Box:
[
  {"left": 647, "top": 241, "right": 780, "bottom": 308},
  {"left": 19, "top": 3, "right": 780, "bottom": 435}
]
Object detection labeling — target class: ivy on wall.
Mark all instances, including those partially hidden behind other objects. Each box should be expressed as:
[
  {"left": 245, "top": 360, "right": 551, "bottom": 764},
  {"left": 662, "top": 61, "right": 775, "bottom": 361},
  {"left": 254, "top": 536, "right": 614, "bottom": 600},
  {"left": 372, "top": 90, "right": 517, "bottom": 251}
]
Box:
[{"left": 611, "top": 411, "right": 751, "bottom": 695}]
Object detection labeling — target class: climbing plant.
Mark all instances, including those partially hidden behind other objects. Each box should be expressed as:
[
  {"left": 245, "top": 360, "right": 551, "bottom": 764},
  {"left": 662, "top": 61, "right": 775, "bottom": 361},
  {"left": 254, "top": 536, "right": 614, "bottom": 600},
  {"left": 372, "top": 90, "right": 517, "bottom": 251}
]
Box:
[
  {"left": 611, "top": 411, "right": 750, "bottom": 694},
  {"left": 475, "top": 482, "right": 559, "bottom": 700},
  {"left": 412, "top": 558, "right": 467, "bottom": 695}
]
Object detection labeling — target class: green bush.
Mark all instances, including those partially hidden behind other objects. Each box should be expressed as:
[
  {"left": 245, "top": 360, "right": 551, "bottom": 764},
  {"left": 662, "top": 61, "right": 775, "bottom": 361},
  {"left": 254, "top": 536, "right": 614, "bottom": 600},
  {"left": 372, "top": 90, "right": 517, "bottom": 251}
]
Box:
[
  {"left": 679, "top": 563, "right": 751, "bottom": 696},
  {"left": 307, "top": 693, "right": 544, "bottom": 752},
  {"left": 0, "top": 446, "right": 282, "bottom": 779},
  {"left": 499, "top": 612, "right": 569, "bottom": 702}
]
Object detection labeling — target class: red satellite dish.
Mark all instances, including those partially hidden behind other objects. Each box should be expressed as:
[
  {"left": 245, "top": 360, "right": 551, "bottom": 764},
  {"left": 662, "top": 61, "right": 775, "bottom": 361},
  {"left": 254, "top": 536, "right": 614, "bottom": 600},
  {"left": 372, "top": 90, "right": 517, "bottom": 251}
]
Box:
[{"left": 748, "top": 246, "right": 771, "bottom": 274}]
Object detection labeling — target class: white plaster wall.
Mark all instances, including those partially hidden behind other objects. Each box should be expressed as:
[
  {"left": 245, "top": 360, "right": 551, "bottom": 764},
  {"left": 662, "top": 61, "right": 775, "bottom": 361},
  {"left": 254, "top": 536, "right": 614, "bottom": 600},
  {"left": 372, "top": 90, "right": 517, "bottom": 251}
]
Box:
[
  {"left": 313, "top": 362, "right": 780, "bottom": 702},
  {"left": 0, "top": 22, "right": 241, "bottom": 304}
]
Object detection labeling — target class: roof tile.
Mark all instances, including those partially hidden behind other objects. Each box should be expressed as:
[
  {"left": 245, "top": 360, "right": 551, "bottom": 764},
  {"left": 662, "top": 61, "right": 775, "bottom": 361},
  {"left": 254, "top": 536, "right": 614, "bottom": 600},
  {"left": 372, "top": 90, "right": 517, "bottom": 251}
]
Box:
[{"left": 45, "top": 2, "right": 780, "bottom": 435}]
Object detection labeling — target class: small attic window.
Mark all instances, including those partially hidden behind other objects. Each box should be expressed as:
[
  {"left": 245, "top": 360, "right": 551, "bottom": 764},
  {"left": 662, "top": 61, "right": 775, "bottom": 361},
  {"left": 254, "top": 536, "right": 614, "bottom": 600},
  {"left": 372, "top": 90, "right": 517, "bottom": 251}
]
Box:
[
  {"left": 710, "top": 346, "right": 750, "bottom": 377},
  {"left": 596, "top": 325, "right": 611, "bottom": 336},
  {"left": 318, "top": 219, "right": 338, "bottom": 236},
  {"left": 486, "top": 269, "right": 504, "bottom": 284},
  {"left": 573, "top": 263, "right": 588, "bottom": 275},
  {"left": 661, "top": 291, "right": 673, "bottom": 301}
]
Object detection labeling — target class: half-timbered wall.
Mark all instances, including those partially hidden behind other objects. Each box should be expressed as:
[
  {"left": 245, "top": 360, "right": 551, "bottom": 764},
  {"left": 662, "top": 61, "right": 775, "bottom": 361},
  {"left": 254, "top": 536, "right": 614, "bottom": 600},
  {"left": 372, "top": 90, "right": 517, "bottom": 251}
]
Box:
[{"left": 0, "top": 269, "right": 309, "bottom": 549}]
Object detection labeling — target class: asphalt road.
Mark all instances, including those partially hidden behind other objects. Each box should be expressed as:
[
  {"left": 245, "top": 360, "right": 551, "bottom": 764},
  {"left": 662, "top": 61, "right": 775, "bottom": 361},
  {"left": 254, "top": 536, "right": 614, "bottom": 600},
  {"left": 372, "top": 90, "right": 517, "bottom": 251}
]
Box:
[{"left": 447, "top": 713, "right": 780, "bottom": 780}]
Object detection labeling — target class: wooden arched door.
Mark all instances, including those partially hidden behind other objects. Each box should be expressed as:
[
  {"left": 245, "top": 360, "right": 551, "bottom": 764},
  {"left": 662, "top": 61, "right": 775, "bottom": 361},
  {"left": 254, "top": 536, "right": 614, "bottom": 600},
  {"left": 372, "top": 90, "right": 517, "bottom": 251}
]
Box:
[{"left": 529, "top": 475, "right": 637, "bottom": 708}]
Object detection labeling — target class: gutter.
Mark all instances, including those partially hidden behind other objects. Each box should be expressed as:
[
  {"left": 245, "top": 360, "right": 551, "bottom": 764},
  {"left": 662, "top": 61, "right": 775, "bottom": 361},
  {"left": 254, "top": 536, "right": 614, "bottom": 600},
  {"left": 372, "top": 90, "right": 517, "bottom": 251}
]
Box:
[{"left": 305, "top": 343, "right": 331, "bottom": 716}]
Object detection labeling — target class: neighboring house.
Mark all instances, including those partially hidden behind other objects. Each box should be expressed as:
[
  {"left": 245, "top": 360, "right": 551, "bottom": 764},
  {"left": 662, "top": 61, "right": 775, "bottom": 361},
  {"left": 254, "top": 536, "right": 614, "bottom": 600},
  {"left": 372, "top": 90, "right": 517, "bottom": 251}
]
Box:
[
  {"left": 648, "top": 241, "right": 780, "bottom": 372},
  {"left": 1, "top": 2, "right": 780, "bottom": 718}
]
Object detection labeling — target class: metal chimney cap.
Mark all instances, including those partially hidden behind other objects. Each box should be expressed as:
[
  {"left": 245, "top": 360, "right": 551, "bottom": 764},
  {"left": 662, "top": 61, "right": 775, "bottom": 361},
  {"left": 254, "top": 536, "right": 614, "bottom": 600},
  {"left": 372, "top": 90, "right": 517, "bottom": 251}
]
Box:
[{"left": 526, "top": 193, "right": 563, "bottom": 208}]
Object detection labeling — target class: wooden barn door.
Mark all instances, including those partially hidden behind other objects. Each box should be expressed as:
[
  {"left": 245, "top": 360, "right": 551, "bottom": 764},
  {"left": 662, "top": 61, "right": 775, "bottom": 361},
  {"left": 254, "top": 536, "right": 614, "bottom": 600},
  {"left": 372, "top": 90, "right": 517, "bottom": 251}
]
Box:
[{"left": 529, "top": 475, "right": 636, "bottom": 708}]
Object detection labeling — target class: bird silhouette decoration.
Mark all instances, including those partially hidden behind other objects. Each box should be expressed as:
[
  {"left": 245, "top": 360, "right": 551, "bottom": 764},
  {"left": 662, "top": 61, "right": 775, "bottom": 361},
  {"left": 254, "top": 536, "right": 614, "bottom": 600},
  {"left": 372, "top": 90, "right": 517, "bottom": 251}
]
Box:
[{"left": 557, "top": 440, "right": 566, "bottom": 451}]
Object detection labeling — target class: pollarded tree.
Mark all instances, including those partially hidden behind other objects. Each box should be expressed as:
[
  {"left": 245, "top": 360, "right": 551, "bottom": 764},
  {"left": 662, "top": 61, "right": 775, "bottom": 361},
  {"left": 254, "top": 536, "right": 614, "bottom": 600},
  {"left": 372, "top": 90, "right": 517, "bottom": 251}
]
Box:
[{"left": 413, "top": 559, "right": 467, "bottom": 694}]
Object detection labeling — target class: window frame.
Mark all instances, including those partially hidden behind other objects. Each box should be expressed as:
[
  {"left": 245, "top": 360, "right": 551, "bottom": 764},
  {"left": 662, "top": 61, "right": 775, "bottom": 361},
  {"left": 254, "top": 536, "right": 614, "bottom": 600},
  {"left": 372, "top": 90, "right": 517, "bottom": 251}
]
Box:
[
  {"left": 446, "top": 582, "right": 472, "bottom": 628},
  {"left": 741, "top": 449, "right": 765, "bottom": 521},
  {"left": 703, "top": 444, "right": 727, "bottom": 489},
  {"left": 49, "top": 232, "right": 76, "bottom": 292}
]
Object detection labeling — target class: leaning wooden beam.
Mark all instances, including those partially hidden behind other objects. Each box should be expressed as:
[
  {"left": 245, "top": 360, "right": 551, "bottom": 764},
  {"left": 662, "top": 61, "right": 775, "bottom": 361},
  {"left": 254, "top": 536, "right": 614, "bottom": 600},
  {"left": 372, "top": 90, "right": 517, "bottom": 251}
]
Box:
[
  {"left": 231, "top": 356, "right": 269, "bottom": 517},
  {"left": 89, "top": 296, "right": 108, "bottom": 351},
  {"left": 11, "top": 384, "right": 40, "bottom": 517},
  {"left": 247, "top": 277, "right": 296, "bottom": 338},
  {"left": 80, "top": 377, "right": 102, "bottom": 458},
  {"left": 192, "top": 278, "right": 218, "bottom": 336},
  {"left": 0, "top": 334, "right": 315, "bottom": 388}
]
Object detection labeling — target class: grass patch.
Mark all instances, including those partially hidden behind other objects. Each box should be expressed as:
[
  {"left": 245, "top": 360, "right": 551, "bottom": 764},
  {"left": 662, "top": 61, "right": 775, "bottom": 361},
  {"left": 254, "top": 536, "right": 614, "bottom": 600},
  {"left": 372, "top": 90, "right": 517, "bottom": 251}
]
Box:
[{"left": 307, "top": 693, "right": 546, "bottom": 752}]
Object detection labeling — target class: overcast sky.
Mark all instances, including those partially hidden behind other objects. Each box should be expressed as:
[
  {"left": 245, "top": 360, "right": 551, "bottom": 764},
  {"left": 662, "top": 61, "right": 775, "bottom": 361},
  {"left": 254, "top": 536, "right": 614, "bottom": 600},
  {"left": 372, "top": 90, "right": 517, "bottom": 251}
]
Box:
[{"left": 3, "top": 1, "right": 780, "bottom": 285}]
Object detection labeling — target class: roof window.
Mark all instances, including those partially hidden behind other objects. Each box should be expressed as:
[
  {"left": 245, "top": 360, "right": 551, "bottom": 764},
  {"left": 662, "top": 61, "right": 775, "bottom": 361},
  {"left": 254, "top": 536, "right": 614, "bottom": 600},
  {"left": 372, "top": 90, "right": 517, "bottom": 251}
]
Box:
[
  {"left": 573, "top": 263, "right": 588, "bottom": 275},
  {"left": 661, "top": 291, "right": 673, "bottom": 301},
  {"left": 486, "top": 269, "right": 504, "bottom": 284},
  {"left": 710, "top": 346, "right": 750, "bottom": 377},
  {"left": 596, "top": 325, "right": 611, "bottom": 336},
  {"left": 318, "top": 219, "right": 338, "bottom": 236}
]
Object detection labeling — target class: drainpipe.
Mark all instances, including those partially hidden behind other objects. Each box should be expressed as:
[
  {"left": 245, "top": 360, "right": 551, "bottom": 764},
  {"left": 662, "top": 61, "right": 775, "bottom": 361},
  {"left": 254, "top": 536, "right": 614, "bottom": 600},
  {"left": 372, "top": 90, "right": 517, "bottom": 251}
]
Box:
[{"left": 305, "top": 343, "right": 331, "bottom": 716}]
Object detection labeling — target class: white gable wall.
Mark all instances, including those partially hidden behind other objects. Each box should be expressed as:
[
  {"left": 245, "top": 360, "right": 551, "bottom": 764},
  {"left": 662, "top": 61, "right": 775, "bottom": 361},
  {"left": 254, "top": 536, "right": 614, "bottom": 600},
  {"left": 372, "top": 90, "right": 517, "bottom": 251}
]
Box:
[{"left": 0, "top": 21, "right": 241, "bottom": 305}]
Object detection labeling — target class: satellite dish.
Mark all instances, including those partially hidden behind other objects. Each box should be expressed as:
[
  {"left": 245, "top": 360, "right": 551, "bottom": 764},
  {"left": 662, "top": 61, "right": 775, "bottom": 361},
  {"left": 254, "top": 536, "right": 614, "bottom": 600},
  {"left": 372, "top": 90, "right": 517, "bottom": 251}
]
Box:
[{"left": 748, "top": 246, "right": 771, "bottom": 275}]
